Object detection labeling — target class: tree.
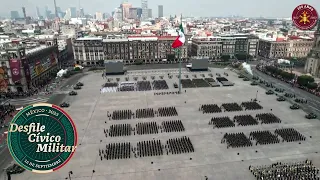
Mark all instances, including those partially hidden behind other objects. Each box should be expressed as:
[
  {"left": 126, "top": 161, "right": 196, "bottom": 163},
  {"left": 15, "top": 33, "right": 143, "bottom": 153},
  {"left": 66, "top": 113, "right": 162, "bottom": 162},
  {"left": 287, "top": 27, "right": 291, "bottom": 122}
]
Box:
[
  {"left": 98, "top": 60, "right": 104, "bottom": 66},
  {"left": 297, "top": 75, "right": 314, "bottom": 87},
  {"left": 221, "top": 55, "right": 230, "bottom": 62},
  {"left": 307, "top": 82, "right": 318, "bottom": 89},
  {"left": 235, "top": 53, "right": 252, "bottom": 61},
  {"left": 134, "top": 60, "right": 143, "bottom": 65}
]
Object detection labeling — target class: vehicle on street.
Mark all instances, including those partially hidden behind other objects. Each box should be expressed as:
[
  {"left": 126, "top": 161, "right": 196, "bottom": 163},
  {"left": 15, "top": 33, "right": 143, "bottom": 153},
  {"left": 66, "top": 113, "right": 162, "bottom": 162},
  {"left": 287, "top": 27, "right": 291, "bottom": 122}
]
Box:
[
  {"left": 305, "top": 113, "right": 317, "bottom": 119},
  {"left": 76, "top": 82, "right": 84, "bottom": 86},
  {"left": 277, "top": 96, "right": 286, "bottom": 101},
  {"left": 250, "top": 81, "right": 258, "bottom": 86},
  {"left": 243, "top": 77, "right": 250, "bottom": 81},
  {"left": 266, "top": 90, "right": 274, "bottom": 95},
  {"left": 60, "top": 102, "right": 70, "bottom": 108},
  {"left": 173, "top": 83, "right": 178, "bottom": 88},
  {"left": 74, "top": 85, "right": 82, "bottom": 90},
  {"left": 69, "top": 91, "right": 78, "bottom": 96},
  {"left": 290, "top": 104, "right": 300, "bottom": 110},
  {"left": 186, "top": 63, "right": 192, "bottom": 68}
]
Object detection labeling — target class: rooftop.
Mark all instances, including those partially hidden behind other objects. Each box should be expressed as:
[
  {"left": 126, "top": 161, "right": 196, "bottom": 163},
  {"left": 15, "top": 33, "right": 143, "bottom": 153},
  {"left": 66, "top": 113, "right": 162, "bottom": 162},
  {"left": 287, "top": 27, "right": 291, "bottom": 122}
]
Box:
[{"left": 25, "top": 45, "right": 50, "bottom": 55}]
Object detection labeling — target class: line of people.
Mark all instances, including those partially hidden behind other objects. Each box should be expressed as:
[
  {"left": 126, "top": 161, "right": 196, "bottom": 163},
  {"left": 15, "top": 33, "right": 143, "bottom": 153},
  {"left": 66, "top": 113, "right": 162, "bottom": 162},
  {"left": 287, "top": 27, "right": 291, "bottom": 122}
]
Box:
[
  {"left": 241, "top": 101, "right": 263, "bottom": 110},
  {"left": 200, "top": 104, "right": 222, "bottom": 113},
  {"left": 221, "top": 132, "right": 253, "bottom": 148},
  {"left": 256, "top": 113, "right": 281, "bottom": 124},
  {"left": 165, "top": 136, "right": 194, "bottom": 155},
  {"left": 209, "top": 117, "right": 235, "bottom": 128},
  {"left": 99, "top": 142, "right": 131, "bottom": 160},
  {"left": 234, "top": 115, "right": 259, "bottom": 126},
  {"left": 249, "top": 160, "right": 320, "bottom": 180},
  {"left": 275, "top": 128, "right": 306, "bottom": 142},
  {"left": 222, "top": 103, "right": 243, "bottom": 112}
]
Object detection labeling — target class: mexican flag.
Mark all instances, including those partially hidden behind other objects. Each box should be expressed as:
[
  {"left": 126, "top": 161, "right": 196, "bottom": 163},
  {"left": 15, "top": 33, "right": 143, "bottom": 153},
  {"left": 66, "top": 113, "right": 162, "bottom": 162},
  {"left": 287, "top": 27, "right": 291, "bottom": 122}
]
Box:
[{"left": 171, "top": 24, "right": 185, "bottom": 49}]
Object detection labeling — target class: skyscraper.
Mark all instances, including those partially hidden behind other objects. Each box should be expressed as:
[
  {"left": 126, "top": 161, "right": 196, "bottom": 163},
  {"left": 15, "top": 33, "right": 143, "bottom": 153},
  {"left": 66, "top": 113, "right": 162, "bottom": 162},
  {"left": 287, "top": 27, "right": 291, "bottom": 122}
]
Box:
[
  {"left": 120, "top": 2, "right": 132, "bottom": 20},
  {"left": 148, "top": 9, "right": 152, "bottom": 18},
  {"left": 141, "top": 0, "right": 148, "bottom": 20},
  {"left": 79, "top": 8, "right": 84, "bottom": 18},
  {"left": 95, "top": 12, "right": 103, "bottom": 21},
  {"left": 36, "top": 6, "right": 41, "bottom": 18},
  {"left": 10, "top": 11, "right": 20, "bottom": 19},
  {"left": 70, "top": 7, "right": 77, "bottom": 18},
  {"left": 158, "top": 5, "right": 163, "bottom": 18}
]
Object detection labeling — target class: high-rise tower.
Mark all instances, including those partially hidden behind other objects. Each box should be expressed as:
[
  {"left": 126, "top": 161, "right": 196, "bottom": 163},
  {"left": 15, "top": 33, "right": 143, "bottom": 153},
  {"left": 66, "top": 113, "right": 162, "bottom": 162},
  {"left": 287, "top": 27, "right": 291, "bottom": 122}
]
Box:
[
  {"left": 141, "top": 0, "right": 148, "bottom": 21},
  {"left": 158, "top": 5, "right": 163, "bottom": 18}
]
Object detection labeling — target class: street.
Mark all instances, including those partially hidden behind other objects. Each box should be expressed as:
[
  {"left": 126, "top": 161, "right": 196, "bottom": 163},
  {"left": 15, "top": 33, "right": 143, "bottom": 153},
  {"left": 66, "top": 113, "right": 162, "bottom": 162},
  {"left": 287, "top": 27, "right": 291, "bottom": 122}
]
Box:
[{"left": 252, "top": 68, "right": 320, "bottom": 115}]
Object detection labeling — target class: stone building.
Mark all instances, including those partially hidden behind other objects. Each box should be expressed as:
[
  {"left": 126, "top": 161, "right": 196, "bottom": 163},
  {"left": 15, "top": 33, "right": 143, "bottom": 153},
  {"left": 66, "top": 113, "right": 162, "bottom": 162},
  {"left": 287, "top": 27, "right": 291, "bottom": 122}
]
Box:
[{"left": 304, "top": 20, "right": 320, "bottom": 77}]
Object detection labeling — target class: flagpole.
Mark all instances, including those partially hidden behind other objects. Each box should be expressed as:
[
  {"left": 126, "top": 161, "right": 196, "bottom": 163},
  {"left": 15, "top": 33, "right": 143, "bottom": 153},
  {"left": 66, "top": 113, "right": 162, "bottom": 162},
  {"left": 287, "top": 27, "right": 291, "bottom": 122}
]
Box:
[{"left": 178, "top": 14, "right": 182, "bottom": 94}]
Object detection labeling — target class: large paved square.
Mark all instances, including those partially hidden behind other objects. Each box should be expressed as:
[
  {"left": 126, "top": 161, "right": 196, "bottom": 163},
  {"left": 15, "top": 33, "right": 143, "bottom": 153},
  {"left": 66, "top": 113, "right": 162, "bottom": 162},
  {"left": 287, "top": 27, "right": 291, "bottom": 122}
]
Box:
[{"left": 13, "top": 68, "right": 320, "bottom": 180}]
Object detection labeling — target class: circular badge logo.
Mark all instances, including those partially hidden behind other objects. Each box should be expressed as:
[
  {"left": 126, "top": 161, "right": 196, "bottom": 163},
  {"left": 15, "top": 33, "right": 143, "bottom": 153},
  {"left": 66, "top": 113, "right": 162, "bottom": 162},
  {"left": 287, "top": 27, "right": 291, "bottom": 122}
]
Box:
[
  {"left": 7, "top": 103, "right": 77, "bottom": 173},
  {"left": 12, "top": 68, "right": 19, "bottom": 75},
  {"left": 292, "top": 4, "right": 318, "bottom": 30}
]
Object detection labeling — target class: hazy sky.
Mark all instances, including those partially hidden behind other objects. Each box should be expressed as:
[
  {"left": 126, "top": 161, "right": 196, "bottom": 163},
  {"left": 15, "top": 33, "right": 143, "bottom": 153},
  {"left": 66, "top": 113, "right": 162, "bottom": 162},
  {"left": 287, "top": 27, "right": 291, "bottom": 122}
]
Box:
[{"left": 2, "top": 0, "right": 320, "bottom": 18}]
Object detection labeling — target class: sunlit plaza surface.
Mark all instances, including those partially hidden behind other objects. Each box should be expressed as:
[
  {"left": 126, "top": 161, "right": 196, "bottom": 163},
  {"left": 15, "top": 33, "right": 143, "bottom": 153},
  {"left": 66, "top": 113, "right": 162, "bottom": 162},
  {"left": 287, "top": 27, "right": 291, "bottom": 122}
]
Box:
[{"left": 12, "top": 68, "right": 320, "bottom": 180}]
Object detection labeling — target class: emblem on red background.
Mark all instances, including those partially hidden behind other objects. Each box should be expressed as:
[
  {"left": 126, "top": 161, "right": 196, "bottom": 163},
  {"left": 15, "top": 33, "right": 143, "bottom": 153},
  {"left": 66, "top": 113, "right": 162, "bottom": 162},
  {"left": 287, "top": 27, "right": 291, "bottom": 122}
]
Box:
[
  {"left": 12, "top": 68, "right": 19, "bottom": 75},
  {"left": 292, "top": 4, "right": 318, "bottom": 30}
]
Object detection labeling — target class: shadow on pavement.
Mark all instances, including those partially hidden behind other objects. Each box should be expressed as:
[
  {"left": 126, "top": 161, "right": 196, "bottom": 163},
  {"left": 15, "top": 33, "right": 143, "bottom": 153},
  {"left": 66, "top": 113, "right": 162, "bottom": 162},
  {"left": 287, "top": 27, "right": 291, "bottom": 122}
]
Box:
[{"left": 47, "top": 94, "right": 67, "bottom": 106}]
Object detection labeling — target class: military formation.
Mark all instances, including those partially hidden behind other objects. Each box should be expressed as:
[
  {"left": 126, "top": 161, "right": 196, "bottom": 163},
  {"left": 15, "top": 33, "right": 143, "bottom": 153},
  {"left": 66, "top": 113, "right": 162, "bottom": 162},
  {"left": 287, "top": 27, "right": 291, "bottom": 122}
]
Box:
[
  {"left": 222, "top": 103, "right": 243, "bottom": 112},
  {"left": 249, "top": 130, "right": 280, "bottom": 145},
  {"left": 256, "top": 113, "right": 282, "bottom": 124},
  {"left": 111, "top": 109, "right": 133, "bottom": 120},
  {"left": 234, "top": 115, "right": 259, "bottom": 126},
  {"left": 136, "top": 108, "right": 155, "bottom": 118},
  {"left": 99, "top": 142, "right": 132, "bottom": 160},
  {"left": 200, "top": 104, "right": 222, "bottom": 113},
  {"left": 221, "top": 128, "right": 306, "bottom": 148},
  {"left": 137, "top": 81, "right": 152, "bottom": 91},
  {"left": 241, "top": 101, "right": 263, "bottom": 110},
  {"left": 161, "top": 120, "right": 185, "bottom": 132},
  {"left": 104, "top": 120, "right": 186, "bottom": 137},
  {"left": 154, "top": 91, "right": 179, "bottom": 95},
  {"left": 158, "top": 106, "right": 178, "bottom": 117},
  {"left": 166, "top": 136, "right": 194, "bottom": 155},
  {"left": 152, "top": 80, "right": 169, "bottom": 90},
  {"left": 249, "top": 160, "right": 320, "bottom": 180},
  {"left": 221, "top": 132, "right": 253, "bottom": 148},
  {"left": 209, "top": 116, "right": 235, "bottom": 128},
  {"left": 275, "top": 128, "right": 306, "bottom": 142}
]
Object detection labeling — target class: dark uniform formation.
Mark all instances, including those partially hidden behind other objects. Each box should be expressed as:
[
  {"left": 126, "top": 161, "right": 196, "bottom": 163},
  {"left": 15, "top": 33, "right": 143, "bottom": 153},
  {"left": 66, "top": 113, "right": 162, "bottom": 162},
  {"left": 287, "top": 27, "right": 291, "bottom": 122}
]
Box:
[
  {"left": 221, "top": 132, "right": 252, "bottom": 148},
  {"left": 200, "top": 104, "right": 222, "bottom": 113},
  {"left": 192, "top": 79, "right": 211, "bottom": 87},
  {"left": 181, "top": 79, "right": 196, "bottom": 88},
  {"left": 99, "top": 142, "right": 132, "bottom": 160},
  {"left": 249, "top": 160, "right": 320, "bottom": 180},
  {"left": 136, "top": 108, "right": 155, "bottom": 118},
  {"left": 105, "top": 124, "right": 132, "bottom": 137},
  {"left": 154, "top": 91, "right": 179, "bottom": 95},
  {"left": 152, "top": 80, "right": 169, "bottom": 90},
  {"left": 222, "top": 103, "right": 243, "bottom": 112},
  {"left": 256, "top": 113, "right": 281, "bottom": 124},
  {"left": 209, "top": 116, "right": 235, "bottom": 128},
  {"left": 111, "top": 110, "right": 133, "bottom": 120},
  {"left": 103, "top": 82, "right": 118, "bottom": 88},
  {"left": 136, "top": 122, "right": 158, "bottom": 135},
  {"left": 275, "top": 128, "right": 306, "bottom": 142},
  {"left": 166, "top": 136, "right": 194, "bottom": 155},
  {"left": 216, "top": 77, "right": 229, "bottom": 83},
  {"left": 119, "top": 85, "right": 135, "bottom": 92},
  {"left": 161, "top": 120, "right": 185, "bottom": 132},
  {"left": 234, "top": 115, "right": 259, "bottom": 126},
  {"left": 158, "top": 107, "right": 178, "bottom": 117},
  {"left": 249, "top": 130, "right": 280, "bottom": 145},
  {"left": 137, "top": 140, "right": 163, "bottom": 157},
  {"left": 241, "top": 101, "right": 263, "bottom": 110},
  {"left": 137, "top": 81, "right": 152, "bottom": 91}
]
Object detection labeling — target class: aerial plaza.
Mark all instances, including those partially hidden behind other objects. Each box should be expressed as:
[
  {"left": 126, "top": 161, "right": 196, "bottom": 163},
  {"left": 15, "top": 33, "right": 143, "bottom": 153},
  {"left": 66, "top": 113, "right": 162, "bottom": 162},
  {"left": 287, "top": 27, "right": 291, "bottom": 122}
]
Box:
[{"left": 7, "top": 67, "right": 320, "bottom": 180}]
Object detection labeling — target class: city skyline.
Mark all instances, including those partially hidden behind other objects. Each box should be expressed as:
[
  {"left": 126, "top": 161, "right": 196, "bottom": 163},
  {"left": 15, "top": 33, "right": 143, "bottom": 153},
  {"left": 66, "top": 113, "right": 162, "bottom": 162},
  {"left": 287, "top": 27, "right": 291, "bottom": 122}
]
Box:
[{"left": 1, "top": 0, "right": 320, "bottom": 18}]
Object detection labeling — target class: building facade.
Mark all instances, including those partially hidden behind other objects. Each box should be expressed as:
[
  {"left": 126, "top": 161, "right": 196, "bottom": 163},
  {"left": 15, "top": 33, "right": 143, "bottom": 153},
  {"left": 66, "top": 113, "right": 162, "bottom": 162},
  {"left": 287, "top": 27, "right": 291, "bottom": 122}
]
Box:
[
  {"left": 158, "top": 5, "right": 163, "bottom": 18},
  {"left": 190, "top": 37, "right": 223, "bottom": 60},
  {"left": 258, "top": 38, "right": 313, "bottom": 59},
  {"left": 304, "top": 20, "right": 320, "bottom": 77},
  {"left": 73, "top": 36, "right": 188, "bottom": 65},
  {"left": 190, "top": 34, "right": 259, "bottom": 59},
  {"left": 0, "top": 42, "right": 59, "bottom": 92}
]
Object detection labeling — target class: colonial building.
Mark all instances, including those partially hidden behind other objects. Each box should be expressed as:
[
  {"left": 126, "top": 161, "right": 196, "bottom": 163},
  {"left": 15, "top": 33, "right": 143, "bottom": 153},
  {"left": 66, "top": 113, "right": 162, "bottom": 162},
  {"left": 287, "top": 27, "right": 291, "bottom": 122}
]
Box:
[
  {"left": 304, "top": 20, "right": 320, "bottom": 77},
  {"left": 190, "top": 37, "right": 223, "bottom": 60},
  {"left": 73, "top": 36, "right": 188, "bottom": 65},
  {"left": 0, "top": 41, "right": 59, "bottom": 92},
  {"left": 190, "top": 34, "right": 259, "bottom": 59},
  {"left": 258, "top": 37, "right": 313, "bottom": 59}
]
